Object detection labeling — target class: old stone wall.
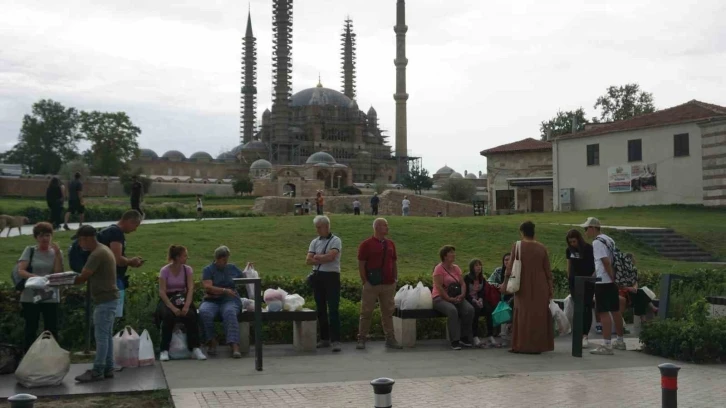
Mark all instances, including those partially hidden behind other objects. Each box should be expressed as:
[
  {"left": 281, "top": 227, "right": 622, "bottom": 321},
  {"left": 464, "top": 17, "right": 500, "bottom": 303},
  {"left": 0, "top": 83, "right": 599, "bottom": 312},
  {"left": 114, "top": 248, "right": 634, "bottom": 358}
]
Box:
[
  {"left": 486, "top": 150, "right": 553, "bottom": 212},
  {"left": 0, "top": 177, "right": 234, "bottom": 197},
  {"left": 129, "top": 158, "right": 241, "bottom": 180}
]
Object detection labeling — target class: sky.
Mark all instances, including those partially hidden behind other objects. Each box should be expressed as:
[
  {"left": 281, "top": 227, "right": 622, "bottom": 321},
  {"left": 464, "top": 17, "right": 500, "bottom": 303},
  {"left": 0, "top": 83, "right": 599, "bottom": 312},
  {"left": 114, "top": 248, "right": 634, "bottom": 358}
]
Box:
[{"left": 1, "top": 0, "right": 725, "bottom": 177}]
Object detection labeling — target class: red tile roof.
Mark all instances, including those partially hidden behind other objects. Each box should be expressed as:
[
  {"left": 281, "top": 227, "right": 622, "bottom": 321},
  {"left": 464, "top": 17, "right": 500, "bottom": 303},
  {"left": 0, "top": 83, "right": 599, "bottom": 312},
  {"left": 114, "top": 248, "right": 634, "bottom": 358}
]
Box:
[
  {"left": 556, "top": 100, "right": 726, "bottom": 141},
  {"left": 479, "top": 138, "right": 552, "bottom": 156}
]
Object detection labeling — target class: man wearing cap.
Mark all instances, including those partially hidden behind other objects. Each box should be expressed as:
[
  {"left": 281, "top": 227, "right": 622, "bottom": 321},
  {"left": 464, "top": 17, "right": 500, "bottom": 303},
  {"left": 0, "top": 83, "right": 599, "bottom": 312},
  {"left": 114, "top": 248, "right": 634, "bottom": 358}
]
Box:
[{"left": 582, "top": 217, "right": 626, "bottom": 355}]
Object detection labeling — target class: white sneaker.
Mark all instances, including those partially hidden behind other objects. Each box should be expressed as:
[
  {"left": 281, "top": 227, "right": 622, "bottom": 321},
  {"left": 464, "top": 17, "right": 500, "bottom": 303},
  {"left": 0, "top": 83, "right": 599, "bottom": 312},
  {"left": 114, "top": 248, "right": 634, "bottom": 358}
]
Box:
[
  {"left": 473, "top": 337, "right": 482, "bottom": 347},
  {"left": 612, "top": 339, "right": 627, "bottom": 351},
  {"left": 582, "top": 337, "right": 590, "bottom": 349},
  {"left": 160, "top": 351, "right": 169, "bottom": 361},
  {"left": 192, "top": 348, "right": 207, "bottom": 360}
]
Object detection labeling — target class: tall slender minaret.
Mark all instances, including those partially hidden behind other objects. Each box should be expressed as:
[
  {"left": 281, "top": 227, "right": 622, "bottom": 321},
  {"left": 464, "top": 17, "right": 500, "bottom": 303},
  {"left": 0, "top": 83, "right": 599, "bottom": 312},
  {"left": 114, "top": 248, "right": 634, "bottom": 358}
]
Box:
[
  {"left": 271, "top": 0, "right": 293, "bottom": 153},
  {"left": 341, "top": 18, "right": 356, "bottom": 100},
  {"left": 241, "top": 8, "right": 257, "bottom": 144},
  {"left": 394, "top": 0, "right": 409, "bottom": 164}
]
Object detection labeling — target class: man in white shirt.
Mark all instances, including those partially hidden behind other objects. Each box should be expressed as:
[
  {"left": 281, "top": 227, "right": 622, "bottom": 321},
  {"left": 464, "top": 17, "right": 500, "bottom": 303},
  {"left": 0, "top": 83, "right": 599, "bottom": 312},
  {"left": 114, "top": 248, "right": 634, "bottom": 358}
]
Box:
[
  {"left": 582, "top": 217, "right": 625, "bottom": 355},
  {"left": 352, "top": 198, "right": 361, "bottom": 216},
  {"left": 401, "top": 196, "right": 411, "bottom": 216}
]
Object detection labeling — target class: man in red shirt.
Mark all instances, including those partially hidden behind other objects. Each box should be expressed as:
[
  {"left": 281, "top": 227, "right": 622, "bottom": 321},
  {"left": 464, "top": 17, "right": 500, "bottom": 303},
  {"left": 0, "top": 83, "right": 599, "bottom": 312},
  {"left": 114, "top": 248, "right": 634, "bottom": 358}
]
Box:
[{"left": 356, "top": 218, "right": 403, "bottom": 350}]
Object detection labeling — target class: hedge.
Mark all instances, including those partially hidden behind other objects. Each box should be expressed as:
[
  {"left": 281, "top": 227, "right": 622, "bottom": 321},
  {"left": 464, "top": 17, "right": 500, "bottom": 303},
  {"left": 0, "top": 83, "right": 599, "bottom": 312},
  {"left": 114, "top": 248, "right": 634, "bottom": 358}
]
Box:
[{"left": 0, "top": 205, "right": 262, "bottom": 223}]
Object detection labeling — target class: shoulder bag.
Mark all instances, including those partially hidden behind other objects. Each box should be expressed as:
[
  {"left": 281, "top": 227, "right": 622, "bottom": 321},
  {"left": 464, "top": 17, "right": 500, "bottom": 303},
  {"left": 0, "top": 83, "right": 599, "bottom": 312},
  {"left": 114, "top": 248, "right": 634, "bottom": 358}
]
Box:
[
  {"left": 365, "top": 240, "right": 388, "bottom": 286},
  {"left": 506, "top": 241, "right": 522, "bottom": 294},
  {"left": 306, "top": 235, "right": 335, "bottom": 287},
  {"left": 12, "top": 246, "right": 35, "bottom": 292},
  {"left": 442, "top": 265, "right": 462, "bottom": 299}
]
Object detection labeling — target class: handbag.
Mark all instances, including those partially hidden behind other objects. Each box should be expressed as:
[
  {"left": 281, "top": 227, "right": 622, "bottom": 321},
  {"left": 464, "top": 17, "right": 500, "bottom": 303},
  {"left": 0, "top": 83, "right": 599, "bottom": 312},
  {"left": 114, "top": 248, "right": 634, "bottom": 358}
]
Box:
[
  {"left": 484, "top": 281, "right": 501, "bottom": 308},
  {"left": 306, "top": 234, "right": 335, "bottom": 287},
  {"left": 12, "top": 246, "right": 35, "bottom": 292},
  {"left": 506, "top": 241, "right": 522, "bottom": 294},
  {"left": 365, "top": 240, "right": 388, "bottom": 286},
  {"left": 442, "top": 266, "right": 462, "bottom": 298}
]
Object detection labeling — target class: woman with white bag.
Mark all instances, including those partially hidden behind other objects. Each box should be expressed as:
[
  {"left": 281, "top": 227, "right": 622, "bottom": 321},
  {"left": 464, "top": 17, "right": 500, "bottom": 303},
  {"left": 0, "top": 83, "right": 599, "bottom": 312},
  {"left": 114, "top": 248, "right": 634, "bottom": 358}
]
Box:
[{"left": 500, "top": 221, "right": 554, "bottom": 354}]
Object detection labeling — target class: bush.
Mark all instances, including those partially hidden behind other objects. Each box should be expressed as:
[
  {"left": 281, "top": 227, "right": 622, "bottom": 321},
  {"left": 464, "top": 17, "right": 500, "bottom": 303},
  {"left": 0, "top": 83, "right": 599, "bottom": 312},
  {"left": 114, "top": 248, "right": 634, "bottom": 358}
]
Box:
[
  {"left": 439, "top": 179, "right": 476, "bottom": 203},
  {"left": 338, "top": 186, "right": 362, "bottom": 195}
]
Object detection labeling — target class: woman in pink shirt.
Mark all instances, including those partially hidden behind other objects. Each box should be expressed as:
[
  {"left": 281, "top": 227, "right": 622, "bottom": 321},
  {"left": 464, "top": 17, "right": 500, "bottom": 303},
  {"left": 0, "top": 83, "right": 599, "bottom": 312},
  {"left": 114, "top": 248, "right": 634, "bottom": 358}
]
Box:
[
  {"left": 432, "top": 245, "right": 475, "bottom": 350},
  {"left": 158, "top": 245, "right": 206, "bottom": 361}
]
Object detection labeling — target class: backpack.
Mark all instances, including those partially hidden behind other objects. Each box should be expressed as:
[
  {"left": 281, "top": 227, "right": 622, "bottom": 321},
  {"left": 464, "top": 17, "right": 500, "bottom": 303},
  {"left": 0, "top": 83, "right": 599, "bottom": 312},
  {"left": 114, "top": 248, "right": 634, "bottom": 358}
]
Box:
[
  {"left": 596, "top": 237, "right": 637, "bottom": 286},
  {"left": 11, "top": 246, "right": 35, "bottom": 291}
]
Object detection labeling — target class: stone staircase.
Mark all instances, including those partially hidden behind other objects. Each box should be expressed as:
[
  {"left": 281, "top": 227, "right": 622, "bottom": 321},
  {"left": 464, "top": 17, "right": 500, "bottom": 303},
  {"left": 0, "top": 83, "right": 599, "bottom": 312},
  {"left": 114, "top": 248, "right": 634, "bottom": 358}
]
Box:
[{"left": 624, "top": 229, "right": 717, "bottom": 262}]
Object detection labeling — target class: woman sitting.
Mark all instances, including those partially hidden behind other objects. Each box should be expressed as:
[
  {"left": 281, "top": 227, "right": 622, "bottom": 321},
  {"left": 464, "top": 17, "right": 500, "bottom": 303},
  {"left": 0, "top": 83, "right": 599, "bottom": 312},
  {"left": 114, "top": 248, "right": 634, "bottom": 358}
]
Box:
[
  {"left": 198, "top": 246, "right": 246, "bottom": 358},
  {"left": 618, "top": 253, "right": 658, "bottom": 323},
  {"left": 432, "top": 245, "right": 475, "bottom": 350},
  {"left": 16, "top": 222, "right": 64, "bottom": 351},
  {"left": 158, "top": 245, "right": 206, "bottom": 361},
  {"left": 464, "top": 259, "right": 500, "bottom": 348}
]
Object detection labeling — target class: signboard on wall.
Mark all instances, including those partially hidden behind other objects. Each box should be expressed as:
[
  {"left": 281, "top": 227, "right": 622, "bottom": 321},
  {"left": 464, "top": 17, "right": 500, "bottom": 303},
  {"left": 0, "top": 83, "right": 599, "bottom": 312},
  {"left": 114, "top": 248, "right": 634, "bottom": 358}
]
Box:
[{"left": 608, "top": 163, "right": 657, "bottom": 193}]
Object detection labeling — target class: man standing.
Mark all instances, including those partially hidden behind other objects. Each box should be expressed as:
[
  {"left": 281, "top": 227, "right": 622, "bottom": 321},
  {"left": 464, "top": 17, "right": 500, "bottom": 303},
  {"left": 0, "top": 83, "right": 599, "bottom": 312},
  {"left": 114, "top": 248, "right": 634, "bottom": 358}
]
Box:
[
  {"left": 73, "top": 225, "right": 119, "bottom": 382},
  {"left": 64, "top": 172, "right": 85, "bottom": 230},
  {"left": 352, "top": 198, "right": 361, "bottom": 215},
  {"left": 356, "top": 218, "right": 402, "bottom": 349},
  {"left": 98, "top": 210, "right": 144, "bottom": 321},
  {"left": 306, "top": 215, "right": 342, "bottom": 352},
  {"left": 582, "top": 217, "right": 626, "bottom": 355},
  {"left": 130, "top": 176, "right": 144, "bottom": 218},
  {"left": 370, "top": 193, "right": 380, "bottom": 215},
  {"left": 401, "top": 195, "right": 410, "bottom": 216}
]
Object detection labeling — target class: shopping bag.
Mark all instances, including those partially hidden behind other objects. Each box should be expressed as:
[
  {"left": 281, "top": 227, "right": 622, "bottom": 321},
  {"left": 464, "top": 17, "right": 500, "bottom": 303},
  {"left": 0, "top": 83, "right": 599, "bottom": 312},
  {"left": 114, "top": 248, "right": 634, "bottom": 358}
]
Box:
[
  {"left": 284, "top": 294, "right": 305, "bottom": 311},
  {"left": 563, "top": 295, "right": 574, "bottom": 326},
  {"left": 15, "top": 331, "right": 70, "bottom": 388},
  {"left": 642, "top": 286, "right": 656, "bottom": 300},
  {"left": 401, "top": 283, "right": 422, "bottom": 310},
  {"left": 418, "top": 284, "right": 433, "bottom": 309},
  {"left": 549, "top": 300, "right": 571, "bottom": 336},
  {"left": 114, "top": 326, "right": 140, "bottom": 368},
  {"left": 242, "top": 263, "right": 259, "bottom": 299},
  {"left": 394, "top": 285, "right": 411, "bottom": 308},
  {"left": 506, "top": 241, "right": 521, "bottom": 293},
  {"left": 169, "top": 329, "right": 191, "bottom": 360},
  {"left": 138, "top": 330, "right": 155, "bottom": 367},
  {"left": 492, "top": 301, "right": 513, "bottom": 326}
]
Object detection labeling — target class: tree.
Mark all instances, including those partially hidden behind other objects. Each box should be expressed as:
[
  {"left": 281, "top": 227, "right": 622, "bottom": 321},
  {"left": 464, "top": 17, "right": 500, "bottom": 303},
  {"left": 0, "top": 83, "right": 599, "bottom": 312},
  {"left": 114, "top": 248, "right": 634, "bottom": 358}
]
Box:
[
  {"left": 58, "top": 158, "right": 90, "bottom": 181},
  {"left": 79, "top": 111, "right": 141, "bottom": 176},
  {"left": 594, "top": 83, "right": 655, "bottom": 122},
  {"left": 402, "top": 162, "right": 433, "bottom": 194},
  {"left": 539, "top": 108, "right": 589, "bottom": 141},
  {"left": 233, "top": 177, "right": 254, "bottom": 195},
  {"left": 440, "top": 179, "right": 476, "bottom": 203},
  {"left": 0, "top": 99, "right": 81, "bottom": 174}
]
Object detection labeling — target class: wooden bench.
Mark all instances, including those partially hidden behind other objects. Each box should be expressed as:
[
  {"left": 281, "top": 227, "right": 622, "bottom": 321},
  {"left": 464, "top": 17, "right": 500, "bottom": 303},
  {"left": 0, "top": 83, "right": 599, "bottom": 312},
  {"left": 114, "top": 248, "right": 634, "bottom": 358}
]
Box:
[
  {"left": 392, "top": 308, "right": 446, "bottom": 347},
  {"left": 233, "top": 309, "right": 318, "bottom": 354}
]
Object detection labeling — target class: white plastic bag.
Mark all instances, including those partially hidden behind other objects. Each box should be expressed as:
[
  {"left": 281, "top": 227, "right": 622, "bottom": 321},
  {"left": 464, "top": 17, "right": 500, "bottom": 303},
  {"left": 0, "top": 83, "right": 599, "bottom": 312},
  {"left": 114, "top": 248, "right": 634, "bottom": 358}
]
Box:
[
  {"left": 242, "top": 263, "right": 259, "bottom": 299},
  {"left": 419, "top": 284, "right": 433, "bottom": 309},
  {"left": 394, "top": 285, "right": 411, "bottom": 309},
  {"left": 401, "top": 283, "right": 422, "bottom": 310},
  {"left": 114, "top": 326, "right": 140, "bottom": 368},
  {"left": 169, "top": 329, "right": 191, "bottom": 360},
  {"left": 263, "top": 287, "right": 287, "bottom": 303},
  {"left": 284, "top": 294, "right": 305, "bottom": 311},
  {"left": 549, "top": 300, "right": 571, "bottom": 336},
  {"left": 25, "top": 276, "right": 49, "bottom": 290},
  {"left": 15, "top": 331, "right": 70, "bottom": 388},
  {"left": 642, "top": 286, "right": 656, "bottom": 300},
  {"left": 138, "top": 330, "right": 155, "bottom": 367},
  {"left": 563, "top": 295, "right": 574, "bottom": 326},
  {"left": 241, "top": 298, "right": 255, "bottom": 312},
  {"left": 267, "top": 300, "right": 283, "bottom": 312}
]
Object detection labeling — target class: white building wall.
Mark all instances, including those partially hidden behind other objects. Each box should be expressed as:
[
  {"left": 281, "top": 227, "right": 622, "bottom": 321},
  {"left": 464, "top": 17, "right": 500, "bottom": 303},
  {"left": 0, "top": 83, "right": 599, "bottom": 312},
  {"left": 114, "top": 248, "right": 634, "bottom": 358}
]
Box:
[{"left": 552, "top": 123, "right": 703, "bottom": 211}]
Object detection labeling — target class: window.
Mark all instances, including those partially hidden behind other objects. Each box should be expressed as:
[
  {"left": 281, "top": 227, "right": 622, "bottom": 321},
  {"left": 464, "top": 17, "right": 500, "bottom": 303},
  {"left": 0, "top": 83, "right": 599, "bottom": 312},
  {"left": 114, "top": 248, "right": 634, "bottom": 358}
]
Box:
[
  {"left": 495, "top": 190, "right": 514, "bottom": 211},
  {"left": 586, "top": 144, "right": 600, "bottom": 166},
  {"left": 674, "top": 133, "right": 689, "bottom": 157},
  {"left": 628, "top": 139, "right": 642, "bottom": 162}
]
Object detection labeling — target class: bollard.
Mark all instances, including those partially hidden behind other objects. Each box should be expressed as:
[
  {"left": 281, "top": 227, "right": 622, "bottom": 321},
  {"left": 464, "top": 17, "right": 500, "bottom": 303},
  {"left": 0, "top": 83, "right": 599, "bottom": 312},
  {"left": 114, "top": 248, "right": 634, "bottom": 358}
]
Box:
[
  {"left": 370, "top": 377, "right": 395, "bottom": 408},
  {"left": 659, "top": 363, "right": 681, "bottom": 408},
  {"left": 8, "top": 393, "right": 37, "bottom": 408}
]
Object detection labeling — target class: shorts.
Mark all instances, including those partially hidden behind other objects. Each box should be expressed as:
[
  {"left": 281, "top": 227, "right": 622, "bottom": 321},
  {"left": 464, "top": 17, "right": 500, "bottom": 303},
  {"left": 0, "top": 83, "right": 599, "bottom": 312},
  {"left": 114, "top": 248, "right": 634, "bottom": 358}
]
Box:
[
  {"left": 115, "top": 289, "right": 125, "bottom": 318},
  {"left": 197, "top": 207, "right": 203, "bottom": 212},
  {"left": 595, "top": 283, "right": 620, "bottom": 313},
  {"left": 68, "top": 199, "right": 85, "bottom": 215}
]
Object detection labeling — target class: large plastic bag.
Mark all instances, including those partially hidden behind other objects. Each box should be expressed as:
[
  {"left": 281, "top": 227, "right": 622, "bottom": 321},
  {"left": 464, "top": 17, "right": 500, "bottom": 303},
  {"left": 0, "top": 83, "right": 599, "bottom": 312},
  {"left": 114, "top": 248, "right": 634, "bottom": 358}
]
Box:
[
  {"left": 267, "top": 300, "right": 283, "bottom": 312},
  {"left": 284, "top": 294, "right": 305, "bottom": 311},
  {"left": 642, "top": 286, "right": 656, "bottom": 300},
  {"left": 563, "top": 295, "right": 574, "bottom": 326},
  {"left": 241, "top": 298, "right": 255, "bottom": 312},
  {"left": 492, "top": 301, "right": 513, "bottom": 326},
  {"left": 418, "top": 283, "right": 433, "bottom": 309},
  {"left": 25, "top": 276, "right": 48, "bottom": 290},
  {"left": 400, "top": 283, "right": 421, "bottom": 310},
  {"left": 114, "top": 326, "right": 140, "bottom": 368},
  {"left": 549, "top": 300, "right": 571, "bottom": 336},
  {"left": 169, "top": 329, "right": 191, "bottom": 360},
  {"left": 263, "top": 288, "right": 287, "bottom": 303},
  {"left": 15, "top": 331, "right": 70, "bottom": 388},
  {"left": 138, "top": 330, "right": 155, "bottom": 367},
  {"left": 242, "top": 263, "right": 259, "bottom": 299},
  {"left": 394, "top": 285, "right": 411, "bottom": 309}
]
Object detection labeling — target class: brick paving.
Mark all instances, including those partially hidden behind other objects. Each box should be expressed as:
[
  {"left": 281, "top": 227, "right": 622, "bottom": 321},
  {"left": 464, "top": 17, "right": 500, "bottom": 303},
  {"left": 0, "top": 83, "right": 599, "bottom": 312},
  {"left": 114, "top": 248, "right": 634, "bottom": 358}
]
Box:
[{"left": 172, "top": 366, "right": 726, "bottom": 408}]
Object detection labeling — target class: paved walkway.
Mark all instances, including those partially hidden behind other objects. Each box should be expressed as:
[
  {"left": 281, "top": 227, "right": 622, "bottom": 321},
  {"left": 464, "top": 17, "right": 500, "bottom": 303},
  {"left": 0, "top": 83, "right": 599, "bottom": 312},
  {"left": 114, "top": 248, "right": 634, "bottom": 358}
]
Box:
[{"left": 1, "top": 218, "right": 232, "bottom": 238}]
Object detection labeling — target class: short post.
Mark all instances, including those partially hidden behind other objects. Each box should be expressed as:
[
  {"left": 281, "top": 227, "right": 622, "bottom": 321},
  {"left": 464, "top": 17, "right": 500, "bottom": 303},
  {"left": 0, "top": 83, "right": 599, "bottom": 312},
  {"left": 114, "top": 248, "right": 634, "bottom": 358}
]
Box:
[
  {"left": 370, "top": 377, "right": 395, "bottom": 408},
  {"left": 572, "top": 276, "right": 599, "bottom": 357},
  {"left": 8, "top": 393, "right": 37, "bottom": 408},
  {"left": 659, "top": 363, "right": 680, "bottom": 408},
  {"left": 658, "top": 274, "right": 674, "bottom": 320},
  {"left": 85, "top": 279, "right": 92, "bottom": 352},
  {"left": 234, "top": 277, "right": 263, "bottom": 371}
]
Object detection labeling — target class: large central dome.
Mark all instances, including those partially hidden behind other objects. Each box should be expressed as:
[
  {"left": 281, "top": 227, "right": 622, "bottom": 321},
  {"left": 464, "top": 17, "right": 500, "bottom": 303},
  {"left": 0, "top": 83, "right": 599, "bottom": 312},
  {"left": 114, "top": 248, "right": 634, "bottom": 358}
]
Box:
[{"left": 292, "top": 84, "right": 353, "bottom": 108}]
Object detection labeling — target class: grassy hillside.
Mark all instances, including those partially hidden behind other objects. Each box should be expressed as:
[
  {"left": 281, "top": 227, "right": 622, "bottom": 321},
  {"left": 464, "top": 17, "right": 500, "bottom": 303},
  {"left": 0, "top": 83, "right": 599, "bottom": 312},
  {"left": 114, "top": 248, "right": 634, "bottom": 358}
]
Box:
[{"left": 1, "top": 205, "right": 724, "bottom": 282}]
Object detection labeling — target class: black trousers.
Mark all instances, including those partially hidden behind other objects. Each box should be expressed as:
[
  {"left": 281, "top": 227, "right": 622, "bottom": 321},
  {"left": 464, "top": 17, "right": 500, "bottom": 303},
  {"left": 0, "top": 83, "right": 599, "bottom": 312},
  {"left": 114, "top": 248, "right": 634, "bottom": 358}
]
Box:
[
  {"left": 354, "top": 208, "right": 360, "bottom": 215},
  {"left": 22, "top": 303, "right": 59, "bottom": 351},
  {"left": 159, "top": 302, "right": 201, "bottom": 351},
  {"left": 371, "top": 205, "right": 379, "bottom": 215},
  {"left": 131, "top": 200, "right": 144, "bottom": 216},
  {"left": 49, "top": 202, "right": 63, "bottom": 228},
  {"left": 313, "top": 272, "right": 341, "bottom": 342},
  {"left": 471, "top": 301, "right": 495, "bottom": 337}
]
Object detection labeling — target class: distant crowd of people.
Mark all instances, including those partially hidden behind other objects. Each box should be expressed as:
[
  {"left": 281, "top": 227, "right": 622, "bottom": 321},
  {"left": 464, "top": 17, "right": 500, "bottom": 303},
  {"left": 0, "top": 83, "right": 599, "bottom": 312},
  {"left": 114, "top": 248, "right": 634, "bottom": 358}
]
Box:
[{"left": 303, "top": 191, "right": 412, "bottom": 217}]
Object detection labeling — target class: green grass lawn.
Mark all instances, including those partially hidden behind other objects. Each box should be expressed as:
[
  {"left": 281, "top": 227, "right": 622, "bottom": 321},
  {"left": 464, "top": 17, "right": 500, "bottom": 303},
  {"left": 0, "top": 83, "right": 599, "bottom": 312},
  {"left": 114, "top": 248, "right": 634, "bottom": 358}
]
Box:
[{"left": 1, "top": 205, "right": 724, "bottom": 283}]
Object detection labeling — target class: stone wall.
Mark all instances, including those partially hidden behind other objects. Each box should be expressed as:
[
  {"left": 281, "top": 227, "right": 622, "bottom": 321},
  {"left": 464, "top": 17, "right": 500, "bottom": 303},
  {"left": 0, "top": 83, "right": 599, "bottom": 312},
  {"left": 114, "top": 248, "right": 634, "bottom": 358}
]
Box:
[
  {"left": 130, "top": 158, "right": 242, "bottom": 179},
  {"left": 700, "top": 120, "right": 726, "bottom": 207},
  {"left": 485, "top": 150, "right": 553, "bottom": 213},
  {"left": 253, "top": 190, "right": 474, "bottom": 217}
]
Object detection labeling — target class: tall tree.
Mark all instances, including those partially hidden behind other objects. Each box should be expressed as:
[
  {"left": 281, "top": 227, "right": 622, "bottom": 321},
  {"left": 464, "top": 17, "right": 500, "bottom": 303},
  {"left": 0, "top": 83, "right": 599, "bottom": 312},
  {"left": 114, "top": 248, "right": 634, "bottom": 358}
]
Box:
[
  {"left": 0, "top": 99, "right": 81, "bottom": 174},
  {"left": 402, "top": 161, "right": 433, "bottom": 195},
  {"left": 594, "top": 83, "right": 655, "bottom": 122},
  {"left": 539, "top": 108, "right": 589, "bottom": 140},
  {"left": 80, "top": 111, "right": 141, "bottom": 176}
]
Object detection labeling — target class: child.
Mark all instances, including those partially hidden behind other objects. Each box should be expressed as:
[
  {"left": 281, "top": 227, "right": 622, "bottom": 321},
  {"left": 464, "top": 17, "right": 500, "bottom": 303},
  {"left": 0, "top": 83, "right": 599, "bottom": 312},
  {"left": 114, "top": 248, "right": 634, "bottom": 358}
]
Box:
[
  {"left": 196, "top": 195, "right": 203, "bottom": 220},
  {"left": 303, "top": 199, "right": 311, "bottom": 215},
  {"left": 619, "top": 253, "right": 658, "bottom": 323}
]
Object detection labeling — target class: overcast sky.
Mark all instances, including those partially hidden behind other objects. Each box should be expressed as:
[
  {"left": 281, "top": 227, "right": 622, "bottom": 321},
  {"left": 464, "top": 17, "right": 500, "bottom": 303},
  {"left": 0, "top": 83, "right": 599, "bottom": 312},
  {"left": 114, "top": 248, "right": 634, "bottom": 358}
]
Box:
[{"left": 1, "top": 0, "right": 725, "bottom": 176}]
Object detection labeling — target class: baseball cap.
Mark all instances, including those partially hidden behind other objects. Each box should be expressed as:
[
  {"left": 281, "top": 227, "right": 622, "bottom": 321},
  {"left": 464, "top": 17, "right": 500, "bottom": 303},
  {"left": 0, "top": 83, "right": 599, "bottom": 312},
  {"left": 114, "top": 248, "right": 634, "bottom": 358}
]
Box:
[{"left": 580, "top": 217, "right": 601, "bottom": 228}]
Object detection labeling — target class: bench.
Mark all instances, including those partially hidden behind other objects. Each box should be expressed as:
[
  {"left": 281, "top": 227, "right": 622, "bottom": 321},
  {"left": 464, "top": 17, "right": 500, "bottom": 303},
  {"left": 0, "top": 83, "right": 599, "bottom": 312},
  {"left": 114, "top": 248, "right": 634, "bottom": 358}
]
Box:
[
  {"left": 235, "top": 309, "right": 317, "bottom": 354},
  {"left": 392, "top": 308, "right": 446, "bottom": 347}
]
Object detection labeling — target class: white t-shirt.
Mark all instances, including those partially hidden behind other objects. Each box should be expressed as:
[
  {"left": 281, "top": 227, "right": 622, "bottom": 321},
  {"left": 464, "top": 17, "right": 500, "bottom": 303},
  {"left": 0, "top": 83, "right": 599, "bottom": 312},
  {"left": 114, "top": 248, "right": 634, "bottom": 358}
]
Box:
[
  {"left": 196, "top": 198, "right": 203, "bottom": 210},
  {"left": 308, "top": 235, "right": 342, "bottom": 273},
  {"left": 593, "top": 234, "right": 614, "bottom": 284},
  {"left": 402, "top": 199, "right": 410, "bottom": 209},
  {"left": 352, "top": 200, "right": 361, "bottom": 209}
]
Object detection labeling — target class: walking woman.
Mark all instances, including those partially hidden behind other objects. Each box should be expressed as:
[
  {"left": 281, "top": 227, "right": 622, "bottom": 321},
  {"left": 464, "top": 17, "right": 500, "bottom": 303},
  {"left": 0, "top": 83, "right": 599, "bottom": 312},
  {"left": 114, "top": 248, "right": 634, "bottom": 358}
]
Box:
[
  {"left": 464, "top": 259, "right": 500, "bottom": 348},
  {"left": 45, "top": 177, "right": 64, "bottom": 230},
  {"left": 432, "top": 245, "right": 475, "bottom": 350},
  {"left": 501, "top": 221, "right": 554, "bottom": 354},
  {"left": 565, "top": 229, "right": 595, "bottom": 348}
]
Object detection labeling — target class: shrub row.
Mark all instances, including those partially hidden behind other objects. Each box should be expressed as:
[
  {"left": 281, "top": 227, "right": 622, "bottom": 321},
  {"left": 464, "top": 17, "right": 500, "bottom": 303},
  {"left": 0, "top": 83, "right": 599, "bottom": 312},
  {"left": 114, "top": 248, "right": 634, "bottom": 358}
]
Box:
[{"left": 0, "top": 205, "right": 262, "bottom": 223}]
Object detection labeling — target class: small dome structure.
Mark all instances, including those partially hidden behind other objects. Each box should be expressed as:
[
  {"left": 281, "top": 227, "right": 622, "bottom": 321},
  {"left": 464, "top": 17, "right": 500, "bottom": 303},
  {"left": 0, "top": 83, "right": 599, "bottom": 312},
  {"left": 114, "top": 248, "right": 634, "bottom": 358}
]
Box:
[
  {"left": 306, "top": 151, "right": 337, "bottom": 165},
  {"left": 367, "top": 106, "right": 377, "bottom": 116},
  {"left": 435, "top": 165, "right": 455, "bottom": 176},
  {"left": 292, "top": 85, "right": 353, "bottom": 108},
  {"left": 449, "top": 172, "right": 464, "bottom": 179},
  {"left": 216, "top": 151, "right": 236, "bottom": 161},
  {"left": 162, "top": 150, "right": 186, "bottom": 160},
  {"left": 139, "top": 149, "right": 158, "bottom": 159},
  {"left": 465, "top": 172, "right": 478, "bottom": 179},
  {"left": 243, "top": 140, "right": 267, "bottom": 151},
  {"left": 250, "top": 159, "right": 272, "bottom": 170},
  {"left": 190, "top": 151, "right": 212, "bottom": 160}
]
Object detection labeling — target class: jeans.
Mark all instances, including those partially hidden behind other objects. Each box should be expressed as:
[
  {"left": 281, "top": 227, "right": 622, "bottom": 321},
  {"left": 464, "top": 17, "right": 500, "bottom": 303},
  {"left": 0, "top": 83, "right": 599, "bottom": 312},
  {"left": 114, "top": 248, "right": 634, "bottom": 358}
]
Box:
[
  {"left": 313, "top": 272, "right": 341, "bottom": 342},
  {"left": 358, "top": 283, "right": 395, "bottom": 340},
  {"left": 160, "top": 302, "right": 201, "bottom": 351},
  {"left": 22, "top": 302, "right": 59, "bottom": 352},
  {"left": 198, "top": 299, "right": 241, "bottom": 345},
  {"left": 402, "top": 207, "right": 409, "bottom": 216},
  {"left": 115, "top": 289, "right": 126, "bottom": 318},
  {"left": 93, "top": 300, "right": 118, "bottom": 373},
  {"left": 433, "top": 298, "right": 474, "bottom": 342},
  {"left": 470, "top": 300, "right": 495, "bottom": 338}
]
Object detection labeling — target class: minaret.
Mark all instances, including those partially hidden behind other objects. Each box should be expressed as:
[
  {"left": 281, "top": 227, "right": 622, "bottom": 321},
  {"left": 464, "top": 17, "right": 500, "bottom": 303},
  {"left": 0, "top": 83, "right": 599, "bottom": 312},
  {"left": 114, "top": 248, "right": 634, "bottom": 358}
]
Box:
[
  {"left": 341, "top": 17, "right": 356, "bottom": 100},
  {"left": 394, "top": 0, "right": 409, "bottom": 170},
  {"left": 241, "top": 8, "right": 257, "bottom": 144},
  {"left": 271, "top": 0, "right": 293, "bottom": 151}
]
